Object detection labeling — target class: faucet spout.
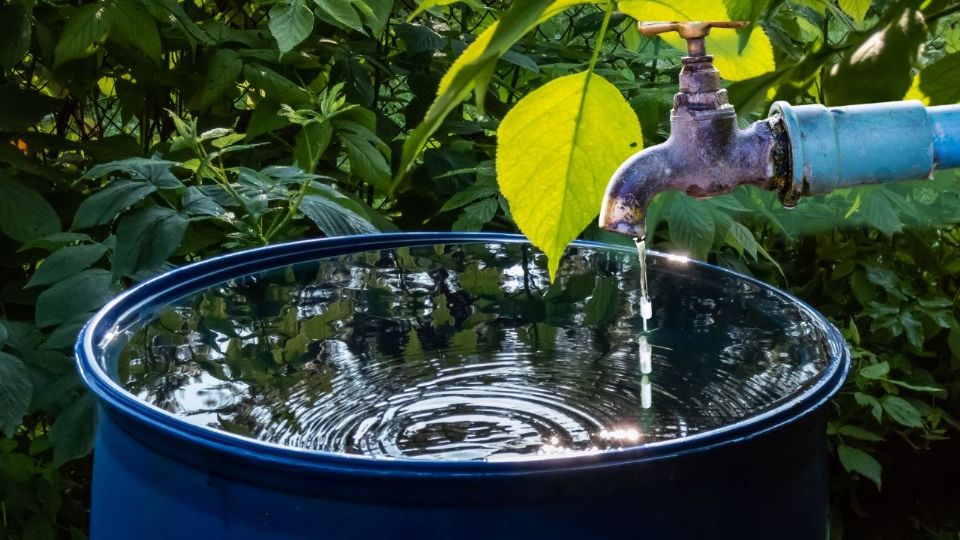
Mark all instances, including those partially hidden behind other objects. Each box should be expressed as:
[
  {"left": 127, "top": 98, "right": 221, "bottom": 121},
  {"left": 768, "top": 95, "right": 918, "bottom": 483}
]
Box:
[{"left": 599, "top": 52, "right": 788, "bottom": 236}]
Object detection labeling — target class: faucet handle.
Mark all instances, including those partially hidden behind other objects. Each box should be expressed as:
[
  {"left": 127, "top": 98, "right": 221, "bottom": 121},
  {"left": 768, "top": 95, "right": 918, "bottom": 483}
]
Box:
[{"left": 638, "top": 21, "right": 747, "bottom": 57}]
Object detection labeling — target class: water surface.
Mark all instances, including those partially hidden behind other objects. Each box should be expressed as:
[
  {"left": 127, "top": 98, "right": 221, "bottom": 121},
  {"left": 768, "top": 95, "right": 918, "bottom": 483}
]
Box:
[{"left": 112, "top": 242, "right": 831, "bottom": 461}]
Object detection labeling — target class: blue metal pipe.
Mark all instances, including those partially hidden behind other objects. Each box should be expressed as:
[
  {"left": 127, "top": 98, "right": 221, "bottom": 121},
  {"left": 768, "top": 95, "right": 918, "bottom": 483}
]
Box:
[
  {"left": 771, "top": 101, "right": 960, "bottom": 200},
  {"left": 930, "top": 105, "right": 960, "bottom": 169}
]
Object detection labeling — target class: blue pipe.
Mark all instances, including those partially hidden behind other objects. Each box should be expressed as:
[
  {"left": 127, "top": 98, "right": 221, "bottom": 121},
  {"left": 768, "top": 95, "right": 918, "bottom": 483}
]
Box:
[{"left": 771, "top": 101, "right": 960, "bottom": 201}]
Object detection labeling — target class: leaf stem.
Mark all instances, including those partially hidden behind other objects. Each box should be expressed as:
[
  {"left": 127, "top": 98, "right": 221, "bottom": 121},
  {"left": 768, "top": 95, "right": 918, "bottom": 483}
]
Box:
[{"left": 587, "top": 2, "right": 614, "bottom": 76}]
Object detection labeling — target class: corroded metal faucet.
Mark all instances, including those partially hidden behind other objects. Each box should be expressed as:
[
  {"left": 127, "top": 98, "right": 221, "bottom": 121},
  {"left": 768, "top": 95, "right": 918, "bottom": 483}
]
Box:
[{"left": 600, "top": 21, "right": 960, "bottom": 238}]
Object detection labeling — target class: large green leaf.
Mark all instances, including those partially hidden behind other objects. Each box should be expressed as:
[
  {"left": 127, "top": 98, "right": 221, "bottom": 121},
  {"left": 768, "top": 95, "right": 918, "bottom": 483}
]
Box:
[
  {"left": 54, "top": 3, "right": 113, "bottom": 67},
  {"left": 35, "top": 269, "right": 117, "bottom": 327},
  {"left": 27, "top": 244, "right": 109, "bottom": 288},
  {"left": 337, "top": 121, "right": 391, "bottom": 191},
  {"left": 269, "top": 0, "right": 315, "bottom": 54},
  {"left": 0, "top": 351, "right": 32, "bottom": 437},
  {"left": 0, "top": 177, "right": 61, "bottom": 243},
  {"left": 191, "top": 50, "right": 243, "bottom": 110},
  {"left": 71, "top": 180, "right": 157, "bottom": 229},
  {"left": 109, "top": 0, "right": 162, "bottom": 61},
  {"left": 300, "top": 190, "right": 379, "bottom": 236},
  {"left": 0, "top": 5, "right": 32, "bottom": 70},
  {"left": 618, "top": 0, "right": 776, "bottom": 81},
  {"left": 918, "top": 52, "right": 960, "bottom": 105},
  {"left": 496, "top": 72, "right": 642, "bottom": 279},
  {"left": 50, "top": 393, "right": 96, "bottom": 466},
  {"left": 112, "top": 206, "right": 189, "bottom": 278},
  {"left": 838, "top": 444, "right": 882, "bottom": 489},
  {"left": 294, "top": 122, "right": 334, "bottom": 173},
  {"left": 881, "top": 395, "right": 924, "bottom": 428}
]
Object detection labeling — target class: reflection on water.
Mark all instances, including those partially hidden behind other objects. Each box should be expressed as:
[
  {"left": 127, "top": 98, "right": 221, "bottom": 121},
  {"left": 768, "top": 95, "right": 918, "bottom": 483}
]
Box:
[{"left": 109, "top": 242, "right": 831, "bottom": 461}]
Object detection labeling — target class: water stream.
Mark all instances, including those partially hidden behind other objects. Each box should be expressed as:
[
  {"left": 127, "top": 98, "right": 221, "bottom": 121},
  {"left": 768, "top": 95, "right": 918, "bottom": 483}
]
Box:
[{"left": 108, "top": 242, "right": 831, "bottom": 461}]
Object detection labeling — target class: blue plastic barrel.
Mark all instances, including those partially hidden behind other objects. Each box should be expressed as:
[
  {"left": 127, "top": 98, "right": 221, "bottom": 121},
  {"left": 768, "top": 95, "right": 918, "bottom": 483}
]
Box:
[{"left": 76, "top": 233, "right": 849, "bottom": 539}]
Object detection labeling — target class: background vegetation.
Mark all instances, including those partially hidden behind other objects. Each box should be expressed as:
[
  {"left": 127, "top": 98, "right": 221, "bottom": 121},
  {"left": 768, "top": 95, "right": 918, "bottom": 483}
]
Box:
[{"left": 0, "top": 0, "right": 959, "bottom": 537}]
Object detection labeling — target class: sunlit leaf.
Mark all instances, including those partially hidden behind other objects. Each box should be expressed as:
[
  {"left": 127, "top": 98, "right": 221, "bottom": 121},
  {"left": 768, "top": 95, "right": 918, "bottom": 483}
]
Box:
[
  {"left": 269, "top": 0, "right": 315, "bottom": 54},
  {"left": 496, "top": 72, "right": 642, "bottom": 279}
]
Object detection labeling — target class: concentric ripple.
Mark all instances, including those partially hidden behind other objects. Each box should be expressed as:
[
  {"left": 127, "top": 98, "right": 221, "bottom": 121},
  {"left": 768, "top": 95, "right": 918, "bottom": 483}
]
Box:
[{"left": 114, "top": 242, "right": 832, "bottom": 461}]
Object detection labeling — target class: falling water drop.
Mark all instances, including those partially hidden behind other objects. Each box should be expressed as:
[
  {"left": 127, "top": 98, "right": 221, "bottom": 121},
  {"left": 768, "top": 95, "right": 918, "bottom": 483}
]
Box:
[{"left": 634, "top": 235, "right": 652, "bottom": 332}]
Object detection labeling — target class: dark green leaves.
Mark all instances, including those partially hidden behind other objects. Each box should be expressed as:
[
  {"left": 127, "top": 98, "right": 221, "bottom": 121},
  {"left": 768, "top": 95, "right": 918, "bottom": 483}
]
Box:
[
  {"left": 71, "top": 180, "right": 157, "bottom": 229},
  {"left": 54, "top": 3, "right": 112, "bottom": 67},
  {"left": 112, "top": 206, "right": 189, "bottom": 278},
  {"left": 300, "top": 191, "right": 379, "bottom": 236},
  {"left": 50, "top": 393, "right": 96, "bottom": 466},
  {"left": 0, "top": 176, "right": 61, "bottom": 242},
  {"left": 0, "top": 352, "right": 32, "bottom": 437},
  {"left": 109, "top": 0, "right": 162, "bottom": 61},
  {"left": 0, "top": 5, "right": 32, "bottom": 70},
  {"left": 269, "top": 0, "right": 315, "bottom": 54},
  {"left": 35, "top": 269, "right": 117, "bottom": 327},
  {"left": 838, "top": 445, "right": 882, "bottom": 489},
  {"left": 27, "top": 244, "right": 109, "bottom": 288},
  {"left": 823, "top": 8, "right": 926, "bottom": 105},
  {"left": 918, "top": 52, "right": 960, "bottom": 105}
]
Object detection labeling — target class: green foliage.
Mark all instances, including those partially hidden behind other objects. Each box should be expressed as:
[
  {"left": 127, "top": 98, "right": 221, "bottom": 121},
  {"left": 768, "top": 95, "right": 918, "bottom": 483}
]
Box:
[{"left": 0, "top": 0, "right": 958, "bottom": 536}]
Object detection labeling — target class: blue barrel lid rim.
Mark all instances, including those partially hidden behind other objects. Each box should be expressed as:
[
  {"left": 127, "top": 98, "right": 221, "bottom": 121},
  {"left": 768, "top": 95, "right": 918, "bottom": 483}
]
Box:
[{"left": 75, "top": 232, "right": 850, "bottom": 477}]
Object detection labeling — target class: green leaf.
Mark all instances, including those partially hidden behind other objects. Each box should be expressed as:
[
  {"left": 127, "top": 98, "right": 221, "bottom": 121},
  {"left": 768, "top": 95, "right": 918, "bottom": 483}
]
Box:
[
  {"left": 838, "top": 445, "right": 882, "bottom": 490},
  {"left": 50, "top": 393, "right": 96, "bottom": 466},
  {"left": 668, "top": 194, "right": 716, "bottom": 260},
  {"left": 918, "top": 52, "right": 960, "bottom": 106},
  {"left": 294, "top": 122, "right": 333, "bottom": 174},
  {"left": 112, "top": 206, "right": 189, "bottom": 278},
  {"left": 725, "top": 220, "right": 758, "bottom": 260},
  {"left": 0, "top": 176, "right": 61, "bottom": 243},
  {"left": 313, "top": 0, "right": 365, "bottom": 33},
  {"left": 859, "top": 361, "right": 889, "bottom": 380},
  {"left": 83, "top": 157, "right": 182, "bottom": 188},
  {"left": 27, "top": 244, "right": 109, "bottom": 288},
  {"left": 300, "top": 189, "right": 379, "bottom": 236},
  {"left": 881, "top": 395, "right": 924, "bottom": 428},
  {"left": 838, "top": 425, "right": 884, "bottom": 442},
  {"left": 54, "top": 3, "right": 113, "bottom": 67},
  {"left": 269, "top": 0, "right": 315, "bottom": 54},
  {"left": 839, "top": 0, "right": 871, "bottom": 22},
  {"left": 855, "top": 391, "right": 883, "bottom": 422},
  {"left": 72, "top": 180, "right": 157, "bottom": 229},
  {"left": 337, "top": 120, "right": 391, "bottom": 191},
  {"left": 497, "top": 72, "right": 642, "bottom": 279},
  {"left": 0, "top": 351, "right": 32, "bottom": 437},
  {"left": 452, "top": 198, "right": 498, "bottom": 231},
  {"left": 109, "top": 0, "right": 162, "bottom": 61},
  {"left": 0, "top": 5, "right": 32, "bottom": 70},
  {"left": 858, "top": 189, "right": 901, "bottom": 237},
  {"left": 191, "top": 49, "right": 243, "bottom": 110},
  {"left": 36, "top": 269, "right": 116, "bottom": 327},
  {"left": 823, "top": 8, "right": 926, "bottom": 105},
  {"left": 619, "top": 1, "right": 775, "bottom": 80},
  {"left": 440, "top": 180, "right": 499, "bottom": 213}
]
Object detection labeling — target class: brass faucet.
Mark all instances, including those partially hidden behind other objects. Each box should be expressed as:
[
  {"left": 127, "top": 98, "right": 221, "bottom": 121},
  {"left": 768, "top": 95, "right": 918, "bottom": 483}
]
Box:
[{"left": 599, "top": 21, "right": 790, "bottom": 238}]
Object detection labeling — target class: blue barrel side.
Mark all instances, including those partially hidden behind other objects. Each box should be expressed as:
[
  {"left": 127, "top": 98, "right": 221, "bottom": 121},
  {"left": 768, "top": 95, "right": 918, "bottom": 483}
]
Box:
[{"left": 91, "top": 400, "right": 829, "bottom": 540}]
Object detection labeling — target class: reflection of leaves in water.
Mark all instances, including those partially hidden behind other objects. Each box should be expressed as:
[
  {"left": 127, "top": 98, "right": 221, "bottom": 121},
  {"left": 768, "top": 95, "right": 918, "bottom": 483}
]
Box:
[
  {"left": 585, "top": 276, "right": 619, "bottom": 326},
  {"left": 432, "top": 294, "right": 454, "bottom": 327},
  {"left": 460, "top": 264, "right": 500, "bottom": 296}
]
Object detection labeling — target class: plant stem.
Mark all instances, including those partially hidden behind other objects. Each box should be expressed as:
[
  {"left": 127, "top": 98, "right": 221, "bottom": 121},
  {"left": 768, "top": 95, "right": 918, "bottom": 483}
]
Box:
[{"left": 587, "top": 2, "right": 614, "bottom": 75}]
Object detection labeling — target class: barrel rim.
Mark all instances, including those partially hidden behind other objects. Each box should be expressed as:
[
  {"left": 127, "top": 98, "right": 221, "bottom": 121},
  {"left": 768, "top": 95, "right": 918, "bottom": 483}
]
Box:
[{"left": 76, "top": 232, "right": 850, "bottom": 477}]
